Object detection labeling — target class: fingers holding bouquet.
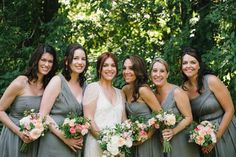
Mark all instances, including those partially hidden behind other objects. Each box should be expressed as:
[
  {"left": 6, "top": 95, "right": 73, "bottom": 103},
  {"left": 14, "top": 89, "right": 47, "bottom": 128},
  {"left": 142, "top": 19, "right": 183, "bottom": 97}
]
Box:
[{"left": 162, "top": 128, "right": 175, "bottom": 141}]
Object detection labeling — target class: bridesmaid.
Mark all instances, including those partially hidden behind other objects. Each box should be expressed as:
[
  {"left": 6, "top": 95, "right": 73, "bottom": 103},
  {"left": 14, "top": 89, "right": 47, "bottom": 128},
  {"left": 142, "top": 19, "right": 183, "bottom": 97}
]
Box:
[
  {"left": 83, "top": 52, "right": 126, "bottom": 157},
  {"left": 122, "top": 55, "right": 162, "bottom": 157},
  {"left": 0, "top": 44, "right": 57, "bottom": 157},
  {"left": 150, "top": 58, "right": 200, "bottom": 157},
  {"left": 181, "top": 47, "right": 236, "bottom": 157},
  {"left": 37, "top": 43, "right": 88, "bottom": 157}
]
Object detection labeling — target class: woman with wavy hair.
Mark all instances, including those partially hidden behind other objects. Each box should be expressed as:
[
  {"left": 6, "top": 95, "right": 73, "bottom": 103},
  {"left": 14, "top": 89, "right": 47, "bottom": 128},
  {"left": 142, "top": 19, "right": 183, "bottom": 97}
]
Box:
[
  {"left": 122, "top": 55, "right": 162, "bottom": 157},
  {"left": 181, "top": 47, "right": 236, "bottom": 157},
  {"left": 0, "top": 44, "right": 57, "bottom": 157},
  {"left": 38, "top": 43, "right": 87, "bottom": 157}
]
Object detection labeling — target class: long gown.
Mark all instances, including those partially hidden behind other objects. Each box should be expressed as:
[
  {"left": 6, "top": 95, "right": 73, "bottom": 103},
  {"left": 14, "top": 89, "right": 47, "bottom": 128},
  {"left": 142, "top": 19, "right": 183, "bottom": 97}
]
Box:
[
  {"left": 37, "top": 74, "right": 83, "bottom": 157},
  {"left": 0, "top": 96, "right": 41, "bottom": 157},
  {"left": 161, "top": 86, "right": 200, "bottom": 157},
  {"left": 190, "top": 75, "right": 236, "bottom": 157},
  {"left": 83, "top": 82, "right": 124, "bottom": 157},
  {"left": 126, "top": 101, "right": 163, "bottom": 157}
]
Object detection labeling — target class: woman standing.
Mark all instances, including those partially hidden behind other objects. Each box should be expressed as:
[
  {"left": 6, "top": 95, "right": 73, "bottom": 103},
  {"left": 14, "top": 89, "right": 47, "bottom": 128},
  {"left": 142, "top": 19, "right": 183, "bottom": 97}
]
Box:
[
  {"left": 37, "top": 43, "right": 88, "bottom": 157},
  {"left": 83, "top": 52, "right": 126, "bottom": 157},
  {"left": 0, "top": 44, "right": 57, "bottom": 157},
  {"left": 181, "top": 47, "right": 236, "bottom": 157},
  {"left": 122, "top": 55, "right": 162, "bottom": 157},
  {"left": 150, "top": 58, "right": 200, "bottom": 157}
]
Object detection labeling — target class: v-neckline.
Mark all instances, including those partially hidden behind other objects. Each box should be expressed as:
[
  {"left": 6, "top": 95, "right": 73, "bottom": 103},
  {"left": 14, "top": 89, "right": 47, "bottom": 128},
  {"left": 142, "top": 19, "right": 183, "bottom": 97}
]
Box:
[
  {"left": 98, "top": 82, "right": 118, "bottom": 107},
  {"left": 61, "top": 74, "right": 82, "bottom": 104}
]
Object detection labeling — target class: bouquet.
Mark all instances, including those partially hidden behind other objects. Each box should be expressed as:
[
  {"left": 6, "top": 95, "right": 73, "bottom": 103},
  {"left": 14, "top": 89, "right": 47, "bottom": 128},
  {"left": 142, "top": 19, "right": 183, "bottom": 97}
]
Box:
[
  {"left": 98, "top": 121, "right": 133, "bottom": 157},
  {"left": 151, "top": 110, "right": 182, "bottom": 153},
  {"left": 129, "top": 117, "right": 150, "bottom": 143},
  {"left": 59, "top": 113, "right": 91, "bottom": 138},
  {"left": 189, "top": 120, "right": 217, "bottom": 153},
  {"left": 19, "top": 109, "right": 48, "bottom": 152}
]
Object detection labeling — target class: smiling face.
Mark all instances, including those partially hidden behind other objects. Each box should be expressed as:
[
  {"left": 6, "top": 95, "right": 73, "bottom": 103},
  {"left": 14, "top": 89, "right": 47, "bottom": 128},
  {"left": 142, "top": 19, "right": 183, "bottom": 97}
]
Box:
[
  {"left": 100, "top": 57, "right": 117, "bottom": 81},
  {"left": 122, "top": 59, "right": 136, "bottom": 84},
  {"left": 69, "top": 49, "right": 86, "bottom": 75},
  {"left": 38, "top": 52, "right": 54, "bottom": 76},
  {"left": 151, "top": 61, "right": 169, "bottom": 87},
  {"left": 182, "top": 54, "right": 200, "bottom": 79}
]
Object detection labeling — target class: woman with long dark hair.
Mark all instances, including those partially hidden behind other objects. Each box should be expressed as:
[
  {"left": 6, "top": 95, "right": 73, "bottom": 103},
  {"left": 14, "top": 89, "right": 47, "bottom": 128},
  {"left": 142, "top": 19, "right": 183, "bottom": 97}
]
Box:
[
  {"left": 37, "top": 43, "right": 88, "bottom": 157},
  {"left": 181, "top": 47, "right": 236, "bottom": 157},
  {"left": 0, "top": 44, "right": 57, "bottom": 157},
  {"left": 122, "top": 55, "right": 162, "bottom": 157}
]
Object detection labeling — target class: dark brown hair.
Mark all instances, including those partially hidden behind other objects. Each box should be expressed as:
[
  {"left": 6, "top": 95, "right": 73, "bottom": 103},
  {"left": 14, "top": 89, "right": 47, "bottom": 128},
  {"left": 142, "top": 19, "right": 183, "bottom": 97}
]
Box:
[
  {"left": 181, "top": 47, "right": 214, "bottom": 93},
  {"left": 123, "top": 55, "right": 148, "bottom": 102},
  {"left": 62, "top": 43, "right": 88, "bottom": 87},
  {"left": 24, "top": 44, "right": 57, "bottom": 88}
]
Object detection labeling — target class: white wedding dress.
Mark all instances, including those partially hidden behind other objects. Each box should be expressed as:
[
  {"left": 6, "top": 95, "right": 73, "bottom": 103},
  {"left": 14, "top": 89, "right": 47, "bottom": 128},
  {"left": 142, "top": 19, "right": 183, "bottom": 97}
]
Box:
[{"left": 83, "top": 82, "right": 125, "bottom": 157}]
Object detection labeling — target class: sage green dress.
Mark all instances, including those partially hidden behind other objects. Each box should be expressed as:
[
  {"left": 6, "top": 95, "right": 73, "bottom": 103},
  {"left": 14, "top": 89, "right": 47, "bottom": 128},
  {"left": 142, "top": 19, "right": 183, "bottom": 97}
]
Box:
[
  {"left": 0, "top": 96, "right": 41, "bottom": 157},
  {"left": 161, "top": 86, "right": 200, "bottom": 157},
  {"left": 126, "top": 101, "right": 163, "bottom": 157},
  {"left": 190, "top": 75, "right": 236, "bottom": 157},
  {"left": 37, "top": 74, "right": 83, "bottom": 157}
]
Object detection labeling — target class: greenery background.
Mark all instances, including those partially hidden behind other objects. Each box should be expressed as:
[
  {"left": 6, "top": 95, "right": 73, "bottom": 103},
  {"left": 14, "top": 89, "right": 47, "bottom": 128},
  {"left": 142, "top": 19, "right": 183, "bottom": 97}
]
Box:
[{"left": 0, "top": 0, "right": 236, "bottom": 131}]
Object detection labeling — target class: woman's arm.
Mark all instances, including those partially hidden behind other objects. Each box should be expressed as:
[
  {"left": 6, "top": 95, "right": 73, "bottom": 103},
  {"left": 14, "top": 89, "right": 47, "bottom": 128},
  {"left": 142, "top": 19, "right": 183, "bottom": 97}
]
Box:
[
  {"left": 208, "top": 75, "right": 235, "bottom": 140},
  {"left": 39, "top": 76, "right": 82, "bottom": 152},
  {"left": 0, "top": 76, "right": 32, "bottom": 143},
  {"left": 139, "top": 86, "right": 162, "bottom": 112}
]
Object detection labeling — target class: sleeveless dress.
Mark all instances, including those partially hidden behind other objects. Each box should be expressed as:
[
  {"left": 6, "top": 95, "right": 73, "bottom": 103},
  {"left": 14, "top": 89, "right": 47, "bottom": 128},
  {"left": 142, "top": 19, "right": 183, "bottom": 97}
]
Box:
[
  {"left": 126, "top": 101, "right": 163, "bottom": 157},
  {"left": 190, "top": 75, "right": 236, "bottom": 157},
  {"left": 161, "top": 86, "right": 200, "bottom": 157},
  {"left": 37, "top": 74, "right": 83, "bottom": 157},
  {"left": 84, "top": 82, "right": 124, "bottom": 157},
  {"left": 0, "top": 96, "right": 41, "bottom": 157}
]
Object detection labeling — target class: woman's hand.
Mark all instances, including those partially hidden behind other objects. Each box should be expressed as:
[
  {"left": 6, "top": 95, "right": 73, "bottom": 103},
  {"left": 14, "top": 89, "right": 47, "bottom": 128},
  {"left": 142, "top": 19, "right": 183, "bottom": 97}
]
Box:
[
  {"left": 162, "top": 128, "right": 175, "bottom": 141},
  {"left": 62, "top": 136, "right": 83, "bottom": 152},
  {"left": 19, "top": 131, "right": 34, "bottom": 143},
  {"left": 201, "top": 143, "right": 216, "bottom": 154}
]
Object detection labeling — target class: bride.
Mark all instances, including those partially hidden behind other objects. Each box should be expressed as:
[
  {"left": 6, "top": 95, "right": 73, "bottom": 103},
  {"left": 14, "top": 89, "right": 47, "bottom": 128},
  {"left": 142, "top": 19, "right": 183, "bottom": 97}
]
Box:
[{"left": 83, "top": 52, "right": 126, "bottom": 157}]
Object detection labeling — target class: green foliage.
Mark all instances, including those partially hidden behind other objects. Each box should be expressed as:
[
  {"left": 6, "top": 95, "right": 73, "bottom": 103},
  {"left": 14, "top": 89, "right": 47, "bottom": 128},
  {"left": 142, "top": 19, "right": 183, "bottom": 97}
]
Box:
[{"left": 0, "top": 0, "right": 236, "bottom": 101}]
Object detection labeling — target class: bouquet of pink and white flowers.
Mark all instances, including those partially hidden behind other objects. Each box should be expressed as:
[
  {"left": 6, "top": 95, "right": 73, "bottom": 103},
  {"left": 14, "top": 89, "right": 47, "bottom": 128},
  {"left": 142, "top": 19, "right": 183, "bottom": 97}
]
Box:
[
  {"left": 130, "top": 118, "right": 150, "bottom": 143},
  {"left": 189, "top": 120, "right": 217, "bottom": 152},
  {"left": 59, "top": 113, "right": 91, "bottom": 138},
  {"left": 98, "top": 121, "right": 133, "bottom": 157},
  {"left": 151, "top": 110, "right": 182, "bottom": 153},
  {"left": 19, "top": 109, "right": 48, "bottom": 152}
]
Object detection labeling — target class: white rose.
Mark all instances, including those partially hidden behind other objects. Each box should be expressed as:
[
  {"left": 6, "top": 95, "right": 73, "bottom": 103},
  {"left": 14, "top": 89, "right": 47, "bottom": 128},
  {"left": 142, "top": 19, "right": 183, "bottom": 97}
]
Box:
[
  {"left": 164, "top": 114, "right": 176, "bottom": 126},
  {"left": 107, "top": 143, "right": 119, "bottom": 156},
  {"left": 29, "top": 128, "right": 42, "bottom": 139},
  {"left": 125, "top": 138, "right": 133, "bottom": 148}
]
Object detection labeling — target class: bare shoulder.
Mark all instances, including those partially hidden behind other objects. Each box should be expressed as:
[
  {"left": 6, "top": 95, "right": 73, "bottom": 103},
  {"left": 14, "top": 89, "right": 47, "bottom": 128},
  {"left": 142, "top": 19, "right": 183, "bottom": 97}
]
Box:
[
  {"left": 48, "top": 75, "right": 61, "bottom": 85},
  {"left": 207, "top": 74, "right": 226, "bottom": 91},
  {"left": 3, "top": 75, "right": 28, "bottom": 96},
  {"left": 173, "top": 86, "right": 185, "bottom": 96},
  {"left": 207, "top": 74, "right": 221, "bottom": 85},
  {"left": 122, "top": 84, "right": 129, "bottom": 94},
  {"left": 11, "top": 75, "right": 28, "bottom": 90},
  {"left": 139, "top": 85, "right": 152, "bottom": 95}
]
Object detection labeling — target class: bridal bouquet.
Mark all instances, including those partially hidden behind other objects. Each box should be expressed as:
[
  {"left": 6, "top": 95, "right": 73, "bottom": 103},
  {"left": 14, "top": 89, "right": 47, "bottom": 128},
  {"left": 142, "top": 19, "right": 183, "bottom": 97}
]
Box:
[
  {"left": 19, "top": 109, "right": 48, "bottom": 152},
  {"left": 189, "top": 120, "right": 217, "bottom": 152},
  {"left": 59, "top": 113, "right": 91, "bottom": 138},
  {"left": 98, "top": 121, "right": 133, "bottom": 157}
]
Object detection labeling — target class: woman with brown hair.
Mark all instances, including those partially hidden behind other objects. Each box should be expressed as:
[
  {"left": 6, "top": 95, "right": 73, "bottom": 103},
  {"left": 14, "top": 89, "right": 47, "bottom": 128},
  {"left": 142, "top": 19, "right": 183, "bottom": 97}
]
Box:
[
  {"left": 181, "top": 47, "right": 236, "bottom": 157},
  {"left": 0, "top": 44, "right": 57, "bottom": 157},
  {"left": 83, "top": 52, "right": 126, "bottom": 157},
  {"left": 122, "top": 55, "right": 162, "bottom": 157}
]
